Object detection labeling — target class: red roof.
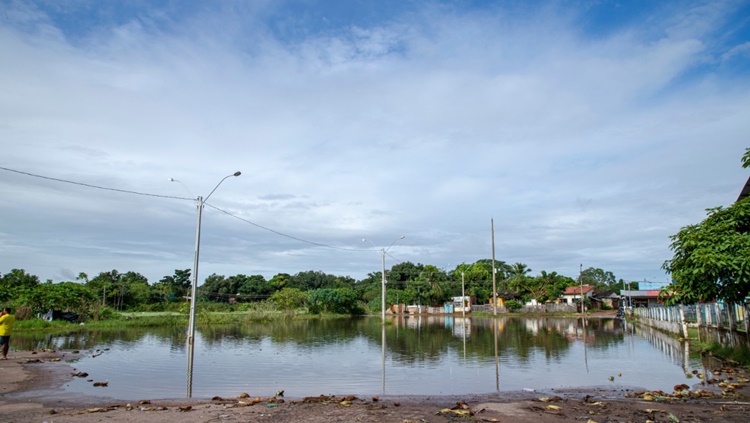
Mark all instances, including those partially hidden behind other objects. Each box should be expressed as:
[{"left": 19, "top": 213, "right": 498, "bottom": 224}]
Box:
[{"left": 563, "top": 284, "right": 595, "bottom": 295}]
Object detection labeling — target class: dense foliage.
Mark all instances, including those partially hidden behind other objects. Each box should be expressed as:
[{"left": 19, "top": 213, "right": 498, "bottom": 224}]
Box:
[
  {"left": 662, "top": 197, "right": 750, "bottom": 304},
  {"left": 2, "top": 259, "right": 636, "bottom": 321}
]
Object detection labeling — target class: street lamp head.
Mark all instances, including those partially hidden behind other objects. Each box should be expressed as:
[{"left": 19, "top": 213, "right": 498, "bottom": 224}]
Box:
[{"left": 233, "top": 171, "right": 241, "bottom": 177}]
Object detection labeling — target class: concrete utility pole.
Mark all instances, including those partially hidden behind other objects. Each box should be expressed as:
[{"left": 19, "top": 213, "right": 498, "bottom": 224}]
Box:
[
  {"left": 363, "top": 236, "right": 405, "bottom": 324},
  {"left": 170, "top": 171, "right": 241, "bottom": 398},
  {"left": 579, "top": 263, "right": 585, "bottom": 315},
  {"left": 491, "top": 218, "right": 497, "bottom": 316}
]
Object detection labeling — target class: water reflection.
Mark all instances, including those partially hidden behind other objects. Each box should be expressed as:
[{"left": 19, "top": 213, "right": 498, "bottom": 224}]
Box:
[{"left": 12, "top": 317, "right": 698, "bottom": 400}]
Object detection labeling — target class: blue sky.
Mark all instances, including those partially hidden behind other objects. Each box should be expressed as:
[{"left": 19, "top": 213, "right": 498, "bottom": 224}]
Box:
[{"left": 1, "top": 0, "right": 749, "bottom": 287}]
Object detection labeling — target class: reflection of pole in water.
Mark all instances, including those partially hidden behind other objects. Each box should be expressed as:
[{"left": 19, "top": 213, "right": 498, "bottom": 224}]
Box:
[
  {"left": 187, "top": 337, "right": 195, "bottom": 397},
  {"left": 494, "top": 319, "right": 500, "bottom": 391},
  {"left": 462, "top": 318, "right": 467, "bottom": 361},
  {"left": 382, "top": 324, "right": 386, "bottom": 395},
  {"left": 582, "top": 317, "right": 589, "bottom": 373}
]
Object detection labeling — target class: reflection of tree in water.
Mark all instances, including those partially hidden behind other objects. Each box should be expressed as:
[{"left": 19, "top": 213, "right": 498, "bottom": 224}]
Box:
[
  {"left": 13, "top": 325, "right": 186, "bottom": 352},
  {"left": 198, "top": 317, "right": 373, "bottom": 350},
  {"left": 15, "top": 317, "right": 628, "bottom": 366}
]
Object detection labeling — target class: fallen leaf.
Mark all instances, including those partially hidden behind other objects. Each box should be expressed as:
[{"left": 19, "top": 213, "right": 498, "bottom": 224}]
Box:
[{"left": 546, "top": 405, "right": 562, "bottom": 411}]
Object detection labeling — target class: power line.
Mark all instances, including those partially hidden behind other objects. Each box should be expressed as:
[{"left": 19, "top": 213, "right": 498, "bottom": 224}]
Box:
[
  {"left": 205, "top": 202, "right": 370, "bottom": 252},
  {"left": 2, "top": 164, "right": 383, "bottom": 254},
  {"left": 0, "top": 166, "right": 192, "bottom": 201}
]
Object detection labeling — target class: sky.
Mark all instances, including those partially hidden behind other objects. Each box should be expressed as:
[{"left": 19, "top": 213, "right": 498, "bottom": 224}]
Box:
[{"left": 1, "top": 0, "right": 749, "bottom": 288}]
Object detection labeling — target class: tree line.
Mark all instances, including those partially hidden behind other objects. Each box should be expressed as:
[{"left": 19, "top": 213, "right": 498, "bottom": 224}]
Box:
[{"left": 0, "top": 261, "right": 637, "bottom": 321}]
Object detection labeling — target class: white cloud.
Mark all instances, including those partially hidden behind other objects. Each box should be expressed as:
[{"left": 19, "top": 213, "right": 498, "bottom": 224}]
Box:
[{"left": 1, "top": 1, "right": 748, "bottom": 286}]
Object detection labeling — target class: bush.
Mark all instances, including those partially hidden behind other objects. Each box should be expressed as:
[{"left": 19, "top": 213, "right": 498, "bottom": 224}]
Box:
[
  {"left": 269, "top": 288, "right": 308, "bottom": 310},
  {"left": 505, "top": 300, "right": 522, "bottom": 311}
]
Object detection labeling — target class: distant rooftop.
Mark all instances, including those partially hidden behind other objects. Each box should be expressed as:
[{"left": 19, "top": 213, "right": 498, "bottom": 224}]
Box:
[
  {"left": 563, "top": 284, "right": 594, "bottom": 295},
  {"left": 739, "top": 175, "right": 750, "bottom": 203}
]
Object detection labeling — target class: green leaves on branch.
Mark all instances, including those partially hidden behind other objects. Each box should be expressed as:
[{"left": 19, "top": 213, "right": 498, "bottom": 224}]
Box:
[{"left": 662, "top": 197, "right": 750, "bottom": 304}]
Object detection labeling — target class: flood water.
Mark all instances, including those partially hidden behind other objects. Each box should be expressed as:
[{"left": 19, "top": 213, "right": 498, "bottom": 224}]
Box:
[{"left": 13, "top": 316, "right": 703, "bottom": 400}]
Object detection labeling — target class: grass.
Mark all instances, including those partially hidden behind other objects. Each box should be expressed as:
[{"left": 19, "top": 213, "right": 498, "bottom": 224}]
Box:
[
  {"left": 14, "top": 306, "right": 353, "bottom": 333},
  {"left": 681, "top": 326, "right": 750, "bottom": 366}
]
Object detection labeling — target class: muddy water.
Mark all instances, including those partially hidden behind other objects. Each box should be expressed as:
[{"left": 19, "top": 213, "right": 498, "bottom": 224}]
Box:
[{"left": 13, "top": 316, "right": 701, "bottom": 400}]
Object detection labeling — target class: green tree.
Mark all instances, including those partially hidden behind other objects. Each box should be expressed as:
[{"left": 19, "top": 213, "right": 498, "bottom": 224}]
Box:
[
  {"left": 0, "top": 269, "right": 40, "bottom": 303},
  {"left": 662, "top": 197, "right": 750, "bottom": 304},
  {"left": 269, "top": 273, "right": 291, "bottom": 291},
  {"left": 19, "top": 282, "right": 96, "bottom": 317},
  {"left": 237, "top": 274, "right": 271, "bottom": 297},
  {"left": 87, "top": 270, "right": 119, "bottom": 306},
  {"left": 269, "top": 288, "right": 308, "bottom": 310},
  {"left": 389, "top": 262, "right": 424, "bottom": 290},
  {"left": 288, "top": 270, "right": 338, "bottom": 291},
  {"left": 307, "top": 288, "right": 362, "bottom": 314},
  {"left": 156, "top": 269, "right": 191, "bottom": 300},
  {"left": 117, "top": 271, "right": 152, "bottom": 310},
  {"left": 198, "top": 273, "right": 234, "bottom": 301},
  {"left": 580, "top": 267, "right": 616, "bottom": 289}
]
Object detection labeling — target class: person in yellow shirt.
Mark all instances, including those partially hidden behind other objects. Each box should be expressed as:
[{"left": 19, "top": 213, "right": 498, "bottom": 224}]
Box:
[{"left": 0, "top": 307, "right": 16, "bottom": 359}]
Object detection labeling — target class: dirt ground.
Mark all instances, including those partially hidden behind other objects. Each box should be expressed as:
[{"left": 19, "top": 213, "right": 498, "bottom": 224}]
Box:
[{"left": 1, "top": 349, "right": 750, "bottom": 423}]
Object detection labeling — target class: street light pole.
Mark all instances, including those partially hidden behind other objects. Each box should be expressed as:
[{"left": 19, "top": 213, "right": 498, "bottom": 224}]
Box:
[
  {"left": 171, "top": 171, "right": 240, "bottom": 398},
  {"left": 364, "top": 236, "right": 405, "bottom": 324},
  {"left": 461, "top": 271, "right": 466, "bottom": 319},
  {"left": 186, "top": 171, "right": 241, "bottom": 348},
  {"left": 380, "top": 247, "right": 386, "bottom": 322}
]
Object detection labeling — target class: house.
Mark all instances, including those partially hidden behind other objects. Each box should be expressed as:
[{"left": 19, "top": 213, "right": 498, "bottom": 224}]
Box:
[
  {"left": 620, "top": 290, "right": 667, "bottom": 308},
  {"left": 489, "top": 292, "right": 520, "bottom": 309},
  {"left": 561, "top": 284, "right": 595, "bottom": 305},
  {"left": 592, "top": 291, "right": 621, "bottom": 310}
]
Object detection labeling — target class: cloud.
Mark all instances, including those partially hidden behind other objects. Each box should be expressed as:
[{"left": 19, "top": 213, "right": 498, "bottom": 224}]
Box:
[{"left": 1, "top": 1, "right": 748, "bottom": 287}]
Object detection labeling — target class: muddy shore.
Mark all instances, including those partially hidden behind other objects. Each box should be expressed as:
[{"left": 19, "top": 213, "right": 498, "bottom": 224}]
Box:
[{"left": 1, "top": 349, "right": 749, "bottom": 422}]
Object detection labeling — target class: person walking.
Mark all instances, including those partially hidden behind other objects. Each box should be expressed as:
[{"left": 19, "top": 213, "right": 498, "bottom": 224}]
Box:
[{"left": 0, "top": 307, "right": 16, "bottom": 360}]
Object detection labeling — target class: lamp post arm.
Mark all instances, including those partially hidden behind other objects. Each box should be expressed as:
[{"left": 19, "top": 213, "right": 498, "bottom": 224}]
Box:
[{"left": 205, "top": 171, "right": 241, "bottom": 202}]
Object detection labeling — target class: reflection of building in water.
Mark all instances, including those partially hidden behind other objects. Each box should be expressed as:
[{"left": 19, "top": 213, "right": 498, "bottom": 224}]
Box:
[
  {"left": 523, "top": 318, "right": 541, "bottom": 335},
  {"left": 631, "top": 323, "right": 690, "bottom": 372},
  {"left": 452, "top": 317, "right": 471, "bottom": 338},
  {"left": 401, "top": 315, "right": 448, "bottom": 330}
]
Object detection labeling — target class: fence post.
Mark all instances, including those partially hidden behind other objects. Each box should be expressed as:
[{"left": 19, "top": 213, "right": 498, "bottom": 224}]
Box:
[
  {"left": 679, "top": 305, "right": 689, "bottom": 339},
  {"left": 728, "top": 303, "right": 736, "bottom": 332}
]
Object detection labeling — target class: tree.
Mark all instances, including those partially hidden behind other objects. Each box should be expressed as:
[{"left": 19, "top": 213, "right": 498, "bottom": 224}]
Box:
[
  {"left": 156, "top": 269, "right": 191, "bottom": 300},
  {"left": 389, "top": 262, "right": 424, "bottom": 290},
  {"left": 662, "top": 197, "right": 750, "bottom": 304},
  {"left": 87, "top": 270, "right": 119, "bottom": 306},
  {"left": 269, "top": 288, "right": 308, "bottom": 310},
  {"left": 516, "top": 271, "right": 574, "bottom": 303},
  {"left": 237, "top": 274, "right": 272, "bottom": 297},
  {"left": 0, "top": 269, "right": 40, "bottom": 303},
  {"left": 269, "top": 273, "right": 291, "bottom": 291},
  {"left": 288, "top": 270, "right": 338, "bottom": 291},
  {"left": 580, "top": 267, "right": 616, "bottom": 290},
  {"left": 18, "top": 282, "right": 96, "bottom": 316},
  {"left": 307, "top": 288, "right": 362, "bottom": 314}
]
